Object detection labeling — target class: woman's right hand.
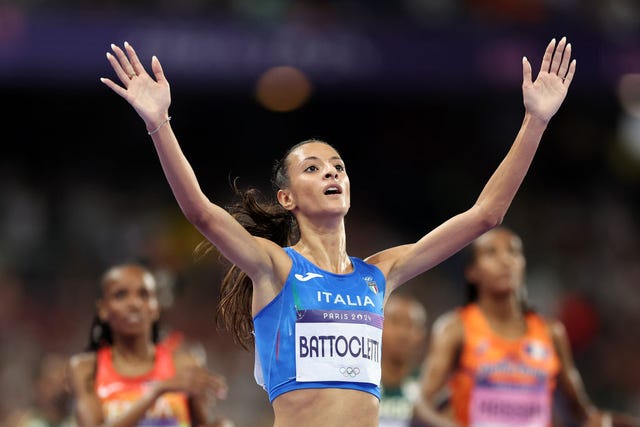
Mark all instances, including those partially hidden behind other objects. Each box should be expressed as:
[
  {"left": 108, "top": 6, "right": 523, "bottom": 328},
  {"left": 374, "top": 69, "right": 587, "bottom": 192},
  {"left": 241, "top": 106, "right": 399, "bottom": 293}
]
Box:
[{"left": 101, "top": 42, "right": 171, "bottom": 132}]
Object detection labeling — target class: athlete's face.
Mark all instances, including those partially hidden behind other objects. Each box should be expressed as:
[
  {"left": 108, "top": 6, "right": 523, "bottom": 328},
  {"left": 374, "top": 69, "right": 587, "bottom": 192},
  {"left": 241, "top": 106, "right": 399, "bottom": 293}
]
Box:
[
  {"left": 277, "top": 142, "right": 351, "bottom": 219},
  {"left": 382, "top": 296, "right": 427, "bottom": 363},
  {"left": 466, "top": 229, "right": 526, "bottom": 298},
  {"left": 98, "top": 266, "right": 159, "bottom": 338}
]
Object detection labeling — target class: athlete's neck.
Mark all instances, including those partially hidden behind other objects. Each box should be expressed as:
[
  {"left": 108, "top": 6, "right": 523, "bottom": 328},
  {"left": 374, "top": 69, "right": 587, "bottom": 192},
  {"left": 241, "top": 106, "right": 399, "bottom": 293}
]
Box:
[
  {"left": 478, "top": 294, "right": 522, "bottom": 321},
  {"left": 111, "top": 337, "right": 156, "bottom": 365},
  {"left": 477, "top": 297, "right": 526, "bottom": 339},
  {"left": 293, "top": 220, "right": 350, "bottom": 274}
]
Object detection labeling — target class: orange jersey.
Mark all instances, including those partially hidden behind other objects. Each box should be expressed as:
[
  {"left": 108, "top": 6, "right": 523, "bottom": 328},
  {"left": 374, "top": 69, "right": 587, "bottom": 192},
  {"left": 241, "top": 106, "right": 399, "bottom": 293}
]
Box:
[
  {"left": 95, "top": 344, "right": 191, "bottom": 426},
  {"left": 449, "top": 304, "right": 560, "bottom": 427}
]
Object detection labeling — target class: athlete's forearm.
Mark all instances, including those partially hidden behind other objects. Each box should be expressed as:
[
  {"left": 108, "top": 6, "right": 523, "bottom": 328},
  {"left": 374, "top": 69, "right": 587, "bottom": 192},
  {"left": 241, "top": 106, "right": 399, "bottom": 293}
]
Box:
[
  {"left": 473, "top": 112, "right": 547, "bottom": 224},
  {"left": 149, "top": 124, "right": 213, "bottom": 222}
]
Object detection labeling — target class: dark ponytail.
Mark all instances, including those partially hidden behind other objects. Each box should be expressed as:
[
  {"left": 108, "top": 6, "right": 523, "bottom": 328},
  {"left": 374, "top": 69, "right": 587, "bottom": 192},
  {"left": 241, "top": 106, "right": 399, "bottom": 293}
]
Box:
[
  {"left": 215, "top": 186, "right": 298, "bottom": 350},
  {"left": 208, "top": 139, "right": 331, "bottom": 350}
]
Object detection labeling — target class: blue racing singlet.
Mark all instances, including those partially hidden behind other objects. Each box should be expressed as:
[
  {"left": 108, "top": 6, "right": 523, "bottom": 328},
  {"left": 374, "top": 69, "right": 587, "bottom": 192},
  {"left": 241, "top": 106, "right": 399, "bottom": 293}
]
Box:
[{"left": 253, "top": 247, "right": 386, "bottom": 402}]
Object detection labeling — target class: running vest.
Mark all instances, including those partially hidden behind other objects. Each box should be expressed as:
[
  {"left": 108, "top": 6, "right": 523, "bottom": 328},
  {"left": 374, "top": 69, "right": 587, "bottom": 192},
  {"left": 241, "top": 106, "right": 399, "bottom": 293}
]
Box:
[
  {"left": 95, "top": 345, "right": 191, "bottom": 426},
  {"left": 253, "top": 247, "right": 386, "bottom": 402},
  {"left": 449, "top": 304, "right": 560, "bottom": 427}
]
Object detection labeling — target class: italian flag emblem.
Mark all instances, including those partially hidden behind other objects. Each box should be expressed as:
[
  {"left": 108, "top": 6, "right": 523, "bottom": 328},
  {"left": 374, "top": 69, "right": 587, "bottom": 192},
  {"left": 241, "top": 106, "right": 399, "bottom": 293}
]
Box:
[{"left": 367, "top": 281, "right": 378, "bottom": 294}]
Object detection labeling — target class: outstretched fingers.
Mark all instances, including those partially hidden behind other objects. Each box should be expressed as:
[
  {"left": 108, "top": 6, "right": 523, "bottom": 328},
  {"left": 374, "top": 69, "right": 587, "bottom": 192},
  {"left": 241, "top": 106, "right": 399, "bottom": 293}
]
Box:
[
  {"left": 549, "top": 36, "right": 567, "bottom": 75},
  {"left": 557, "top": 42, "right": 572, "bottom": 79},
  {"left": 100, "top": 42, "right": 172, "bottom": 124},
  {"left": 105, "top": 50, "right": 130, "bottom": 86},
  {"left": 123, "top": 41, "right": 148, "bottom": 77},
  {"left": 110, "top": 43, "right": 137, "bottom": 80},
  {"left": 522, "top": 56, "right": 533, "bottom": 86},
  {"left": 151, "top": 55, "right": 168, "bottom": 85},
  {"left": 563, "top": 58, "right": 577, "bottom": 86},
  {"left": 100, "top": 76, "right": 127, "bottom": 97},
  {"left": 537, "top": 36, "right": 576, "bottom": 85},
  {"left": 538, "top": 38, "right": 556, "bottom": 76}
]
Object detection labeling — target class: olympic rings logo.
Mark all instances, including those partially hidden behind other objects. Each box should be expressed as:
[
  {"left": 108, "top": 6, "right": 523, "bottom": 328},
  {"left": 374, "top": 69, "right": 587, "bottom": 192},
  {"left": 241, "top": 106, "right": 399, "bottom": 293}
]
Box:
[{"left": 339, "top": 366, "right": 360, "bottom": 378}]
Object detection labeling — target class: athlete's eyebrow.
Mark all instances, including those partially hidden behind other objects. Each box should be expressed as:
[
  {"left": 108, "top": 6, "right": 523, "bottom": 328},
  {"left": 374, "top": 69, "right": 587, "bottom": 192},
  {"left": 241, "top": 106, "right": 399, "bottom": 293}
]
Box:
[{"left": 302, "top": 156, "right": 343, "bottom": 162}]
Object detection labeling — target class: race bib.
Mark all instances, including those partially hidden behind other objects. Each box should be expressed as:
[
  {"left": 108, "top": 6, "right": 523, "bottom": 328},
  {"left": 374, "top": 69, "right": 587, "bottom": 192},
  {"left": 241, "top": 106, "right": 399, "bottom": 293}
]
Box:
[
  {"left": 469, "top": 385, "right": 550, "bottom": 427},
  {"left": 295, "top": 309, "right": 383, "bottom": 384}
]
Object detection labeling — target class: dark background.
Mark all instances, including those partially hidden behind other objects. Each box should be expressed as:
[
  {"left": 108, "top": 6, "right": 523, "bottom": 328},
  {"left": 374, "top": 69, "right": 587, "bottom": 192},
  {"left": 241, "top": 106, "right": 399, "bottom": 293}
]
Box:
[{"left": 1, "top": 1, "right": 640, "bottom": 425}]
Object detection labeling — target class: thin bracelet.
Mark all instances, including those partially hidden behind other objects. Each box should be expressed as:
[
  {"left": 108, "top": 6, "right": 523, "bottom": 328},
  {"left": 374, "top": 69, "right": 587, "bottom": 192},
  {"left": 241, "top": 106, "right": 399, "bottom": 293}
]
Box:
[{"left": 147, "top": 116, "right": 171, "bottom": 135}]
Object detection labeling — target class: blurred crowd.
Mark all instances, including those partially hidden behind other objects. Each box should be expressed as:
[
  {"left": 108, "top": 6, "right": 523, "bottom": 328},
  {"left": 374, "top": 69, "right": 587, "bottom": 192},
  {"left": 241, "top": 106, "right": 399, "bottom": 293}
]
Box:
[
  {"left": 3, "top": 0, "right": 639, "bottom": 34},
  {"left": 1, "top": 0, "right": 640, "bottom": 426},
  {"left": 1, "top": 145, "right": 639, "bottom": 425}
]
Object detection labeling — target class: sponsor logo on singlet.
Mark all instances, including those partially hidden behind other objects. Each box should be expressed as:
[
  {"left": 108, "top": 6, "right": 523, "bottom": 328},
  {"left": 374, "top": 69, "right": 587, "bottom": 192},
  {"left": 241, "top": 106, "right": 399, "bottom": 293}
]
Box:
[
  {"left": 97, "top": 382, "right": 126, "bottom": 399},
  {"left": 295, "top": 272, "right": 324, "bottom": 282},
  {"left": 524, "top": 340, "right": 550, "bottom": 361}
]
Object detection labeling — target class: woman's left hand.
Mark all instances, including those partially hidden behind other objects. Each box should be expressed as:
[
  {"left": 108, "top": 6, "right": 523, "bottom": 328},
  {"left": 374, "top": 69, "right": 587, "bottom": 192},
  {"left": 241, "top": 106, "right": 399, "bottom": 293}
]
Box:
[{"left": 522, "top": 37, "right": 576, "bottom": 123}]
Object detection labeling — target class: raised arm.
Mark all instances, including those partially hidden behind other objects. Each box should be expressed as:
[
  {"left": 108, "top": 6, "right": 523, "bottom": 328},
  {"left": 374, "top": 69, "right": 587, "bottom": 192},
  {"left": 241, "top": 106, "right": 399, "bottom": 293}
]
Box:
[
  {"left": 100, "top": 43, "right": 284, "bottom": 284},
  {"left": 369, "top": 37, "right": 577, "bottom": 291}
]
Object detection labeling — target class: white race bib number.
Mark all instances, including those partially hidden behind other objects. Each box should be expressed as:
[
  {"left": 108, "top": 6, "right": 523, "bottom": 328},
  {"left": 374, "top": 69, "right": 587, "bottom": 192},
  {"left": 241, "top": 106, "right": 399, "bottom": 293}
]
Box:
[{"left": 295, "top": 309, "right": 382, "bottom": 384}]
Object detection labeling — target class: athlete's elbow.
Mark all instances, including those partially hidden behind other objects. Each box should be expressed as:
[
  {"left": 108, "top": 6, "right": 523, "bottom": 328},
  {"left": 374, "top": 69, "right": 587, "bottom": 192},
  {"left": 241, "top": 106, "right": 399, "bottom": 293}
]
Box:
[
  {"left": 473, "top": 203, "right": 505, "bottom": 230},
  {"left": 485, "top": 211, "right": 505, "bottom": 228},
  {"left": 181, "top": 202, "right": 211, "bottom": 227}
]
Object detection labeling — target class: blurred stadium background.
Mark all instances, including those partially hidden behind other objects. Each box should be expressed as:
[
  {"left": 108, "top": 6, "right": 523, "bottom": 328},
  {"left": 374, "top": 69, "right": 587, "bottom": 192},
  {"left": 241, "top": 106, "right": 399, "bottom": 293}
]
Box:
[{"left": 1, "top": 0, "right": 639, "bottom": 425}]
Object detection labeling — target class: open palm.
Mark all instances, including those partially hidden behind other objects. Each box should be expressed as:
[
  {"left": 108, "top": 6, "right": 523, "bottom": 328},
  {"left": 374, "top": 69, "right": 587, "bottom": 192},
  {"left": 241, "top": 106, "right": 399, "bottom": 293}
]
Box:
[
  {"left": 522, "top": 37, "right": 576, "bottom": 123},
  {"left": 101, "top": 42, "right": 171, "bottom": 130}
]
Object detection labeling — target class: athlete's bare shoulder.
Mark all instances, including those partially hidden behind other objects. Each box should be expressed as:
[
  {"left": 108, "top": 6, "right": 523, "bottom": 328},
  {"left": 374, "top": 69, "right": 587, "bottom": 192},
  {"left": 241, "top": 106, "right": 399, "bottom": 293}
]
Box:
[{"left": 432, "top": 309, "right": 464, "bottom": 345}]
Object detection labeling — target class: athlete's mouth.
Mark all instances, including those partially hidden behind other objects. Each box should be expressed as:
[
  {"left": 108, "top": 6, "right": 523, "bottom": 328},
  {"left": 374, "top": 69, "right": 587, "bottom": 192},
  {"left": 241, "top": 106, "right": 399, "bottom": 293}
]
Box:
[
  {"left": 324, "top": 185, "right": 342, "bottom": 195},
  {"left": 125, "top": 313, "right": 142, "bottom": 323}
]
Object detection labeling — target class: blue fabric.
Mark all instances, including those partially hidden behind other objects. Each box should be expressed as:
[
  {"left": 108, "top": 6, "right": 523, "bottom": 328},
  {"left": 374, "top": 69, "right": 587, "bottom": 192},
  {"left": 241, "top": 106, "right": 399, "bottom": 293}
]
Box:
[{"left": 253, "top": 247, "right": 386, "bottom": 402}]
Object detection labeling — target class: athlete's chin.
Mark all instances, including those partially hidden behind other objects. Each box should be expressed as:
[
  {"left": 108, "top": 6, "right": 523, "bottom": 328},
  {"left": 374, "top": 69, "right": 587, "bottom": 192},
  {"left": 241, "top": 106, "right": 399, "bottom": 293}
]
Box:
[
  {"left": 317, "top": 205, "right": 350, "bottom": 218},
  {"left": 488, "top": 287, "right": 518, "bottom": 300},
  {"left": 117, "top": 323, "right": 152, "bottom": 337},
  {"left": 488, "top": 279, "right": 520, "bottom": 294}
]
